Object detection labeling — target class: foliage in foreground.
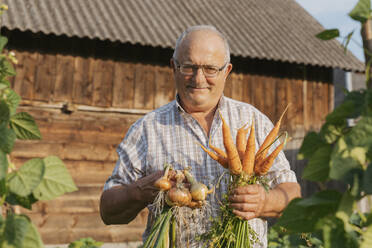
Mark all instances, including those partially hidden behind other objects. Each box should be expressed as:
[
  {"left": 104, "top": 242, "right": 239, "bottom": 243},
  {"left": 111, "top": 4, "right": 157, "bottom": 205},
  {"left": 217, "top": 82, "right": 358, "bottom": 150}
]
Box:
[
  {"left": 0, "top": 4, "right": 78, "bottom": 247},
  {"left": 270, "top": 0, "right": 372, "bottom": 247}
]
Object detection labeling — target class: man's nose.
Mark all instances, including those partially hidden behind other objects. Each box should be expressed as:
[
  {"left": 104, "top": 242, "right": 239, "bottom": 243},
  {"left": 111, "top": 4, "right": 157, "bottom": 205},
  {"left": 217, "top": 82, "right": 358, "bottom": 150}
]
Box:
[{"left": 192, "top": 68, "right": 206, "bottom": 82}]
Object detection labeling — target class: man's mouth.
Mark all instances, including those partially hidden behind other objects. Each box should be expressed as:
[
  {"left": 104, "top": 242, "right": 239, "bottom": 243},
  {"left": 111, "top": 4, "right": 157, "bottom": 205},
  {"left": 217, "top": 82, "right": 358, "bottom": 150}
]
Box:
[{"left": 187, "top": 85, "right": 209, "bottom": 90}]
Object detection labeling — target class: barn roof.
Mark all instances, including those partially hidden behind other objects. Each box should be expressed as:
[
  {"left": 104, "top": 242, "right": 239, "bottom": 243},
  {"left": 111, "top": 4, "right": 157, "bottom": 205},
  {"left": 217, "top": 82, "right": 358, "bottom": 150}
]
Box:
[{"left": 1, "top": 0, "right": 364, "bottom": 71}]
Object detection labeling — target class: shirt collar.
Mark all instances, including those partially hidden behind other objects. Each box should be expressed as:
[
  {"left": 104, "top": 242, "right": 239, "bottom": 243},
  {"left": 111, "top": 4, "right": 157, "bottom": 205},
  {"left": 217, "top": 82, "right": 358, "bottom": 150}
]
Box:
[{"left": 175, "top": 94, "right": 227, "bottom": 113}]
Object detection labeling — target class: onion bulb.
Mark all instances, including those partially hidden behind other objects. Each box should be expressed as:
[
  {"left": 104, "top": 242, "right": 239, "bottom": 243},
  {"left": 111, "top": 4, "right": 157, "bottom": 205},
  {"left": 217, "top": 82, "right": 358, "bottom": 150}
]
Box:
[
  {"left": 184, "top": 169, "right": 213, "bottom": 201},
  {"left": 154, "top": 165, "right": 172, "bottom": 191},
  {"left": 165, "top": 186, "right": 192, "bottom": 206}
]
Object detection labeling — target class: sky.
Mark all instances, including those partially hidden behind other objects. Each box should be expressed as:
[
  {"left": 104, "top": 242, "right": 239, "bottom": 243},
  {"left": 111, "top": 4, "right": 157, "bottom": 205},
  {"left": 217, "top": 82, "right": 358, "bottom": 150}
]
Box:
[{"left": 295, "top": 0, "right": 365, "bottom": 62}]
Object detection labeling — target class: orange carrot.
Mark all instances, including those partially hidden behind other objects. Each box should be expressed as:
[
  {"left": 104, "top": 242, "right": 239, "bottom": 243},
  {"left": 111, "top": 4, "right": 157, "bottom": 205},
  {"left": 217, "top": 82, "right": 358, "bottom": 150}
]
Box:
[
  {"left": 255, "top": 104, "right": 290, "bottom": 164},
  {"left": 255, "top": 136, "right": 288, "bottom": 175},
  {"left": 236, "top": 122, "right": 249, "bottom": 160},
  {"left": 199, "top": 143, "right": 228, "bottom": 169},
  {"left": 242, "top": 120, "right": 255, "bottom": 175},
  {"left": 209, "top": 139, "right": 228, "bottom": 159},
  {"left": 219, "top": 112, "right": 242, "bottom": 175}
]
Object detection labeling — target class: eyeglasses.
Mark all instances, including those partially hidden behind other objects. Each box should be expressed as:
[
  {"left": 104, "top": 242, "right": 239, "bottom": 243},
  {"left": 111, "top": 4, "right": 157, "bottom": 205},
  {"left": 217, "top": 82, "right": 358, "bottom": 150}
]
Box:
[{"left": 173, "top": 59, "right": 227, "bottom": 78}]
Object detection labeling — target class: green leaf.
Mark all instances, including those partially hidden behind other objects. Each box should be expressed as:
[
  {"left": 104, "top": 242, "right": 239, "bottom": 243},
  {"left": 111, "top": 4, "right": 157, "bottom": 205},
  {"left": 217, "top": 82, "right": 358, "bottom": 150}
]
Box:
[
  {"left": 321, "top": 217, "right": 358, "bottom": 248},
  {"left": 0, "top": 36, "right": 8, "bottom": 52},
  {"left": 345, "top": 116, "right": 372, "bottom": 148},
  {"left": 8, "top": 158, "right": 45, "bottom": 197},
  {"left": 0, "top": 149, "right": 7, "bottom": 180},
  {"left": 9, "top": 112, "right": 41, "bottom": 140},
  {"left": 4, "top": 60, "right": 16, "bottom": 77},
  {"left": 336, "top": 191, "right": 355, "bottom": 233},
  {"left": 0, "top": 100, "right": 10, "bottom": 125},
  {"left": 297, "top": 132, "right": 324, "bottom": 160},
  {"left": 302, "top": 144, "right": 332, "bottom": 182},
  {"left": 349, "top": 0, "right": 371, "bottom": 23},
  {"left": 363, "top": 163, "right": 372, "bottom": 194},
  {"left": 276, "top": 191, "right": 341, "bottom": 233},
  {"left": 0, "top": 82, "right": 9, "bottom": 90},
  {"left": 343, "top": 31, "right": 354, "bottom": 53},
  {"left": 33, "top": 156, "right": 77, "bottom": 201},
  {"left": 361, "top": 224, "right": 372, "bottom": 248},
  {"left": 326, "top": 100, "right": 355, "bottom": 124},
  {"left": 0, "top": 178, "right": 6, "bottom": 196},
  {"left": 329, "top": 138, "right": 363, "bottom": 180},
  {"left": 6, "top": 193, "right": 38, "bottom": 210},
  {"left": 319, "top": 121, "right": 346, "bottom": 144},
  {"left": 22, "top": 221, "right": 44, "bottom": 248},
  {"left": 316, "top": 29, "right": 340, "bottom": 40},
  {"left": 0, "top": 123, "right": 16, "bottom": 154},
  {"left": 297, "top": 190, "right": 342, "bottom": 207},
  {"left": 3, "top": 89, "right": 20, "bottom": 115},
  {"left": 3, "top": 213, "right": 30, "bottom": 248}
]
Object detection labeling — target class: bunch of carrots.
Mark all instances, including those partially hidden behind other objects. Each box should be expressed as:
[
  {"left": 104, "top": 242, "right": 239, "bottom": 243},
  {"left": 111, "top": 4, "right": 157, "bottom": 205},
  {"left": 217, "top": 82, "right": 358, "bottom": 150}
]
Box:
[
  {"left": 144, "top": 166, "right": 213, "bottom": 248},
  {"left": 198, "top": 105, "right": 289, "bottom": 248}
]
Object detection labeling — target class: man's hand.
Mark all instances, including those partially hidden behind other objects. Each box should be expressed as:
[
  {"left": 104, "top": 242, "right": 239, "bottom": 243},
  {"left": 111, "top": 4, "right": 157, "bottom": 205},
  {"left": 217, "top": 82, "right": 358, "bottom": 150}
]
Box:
[
  {"left": 100, "top": 170, "right": 164, "bottom": 225},
  {"left": 229, "top": 184, "right": 267, "bottom": 220},
  {"left": 229, "top": 182, "right": 301, "bottom": 221}
]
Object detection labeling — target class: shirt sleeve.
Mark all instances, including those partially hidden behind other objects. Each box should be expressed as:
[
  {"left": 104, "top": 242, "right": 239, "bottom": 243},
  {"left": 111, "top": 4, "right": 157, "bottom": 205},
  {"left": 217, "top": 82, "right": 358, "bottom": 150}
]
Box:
[
  {"left": 255, "top": 112, "right": 298, "bottom": 188},
  {"left": 103, "top": 118, "right": 148, "bottom": 191}
]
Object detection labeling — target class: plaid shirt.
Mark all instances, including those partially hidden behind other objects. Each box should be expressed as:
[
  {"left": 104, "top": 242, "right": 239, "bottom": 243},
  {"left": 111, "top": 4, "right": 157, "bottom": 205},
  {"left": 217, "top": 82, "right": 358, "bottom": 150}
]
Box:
[{"left": 104, "top": 96, "right": 297, "bottom": 248}]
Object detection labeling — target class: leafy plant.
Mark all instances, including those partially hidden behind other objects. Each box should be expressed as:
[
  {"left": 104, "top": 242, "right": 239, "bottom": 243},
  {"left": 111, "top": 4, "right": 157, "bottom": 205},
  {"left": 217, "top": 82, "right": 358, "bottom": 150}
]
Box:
[
  {"left": 270, "top": 0, "right": 372, "bottom": 247},
  {"left": 0, "top": 4, "right": 78, "bottom": 248},
  {"left": 68, "top": 237, "right": 103, "bottom": 248}
]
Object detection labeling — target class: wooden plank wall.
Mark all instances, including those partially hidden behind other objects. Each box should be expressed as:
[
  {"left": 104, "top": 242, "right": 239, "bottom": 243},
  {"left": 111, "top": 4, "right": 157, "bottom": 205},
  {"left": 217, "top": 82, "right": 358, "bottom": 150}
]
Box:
[{"left": 5, "top": 30, "right": 333, "bottom": 244}]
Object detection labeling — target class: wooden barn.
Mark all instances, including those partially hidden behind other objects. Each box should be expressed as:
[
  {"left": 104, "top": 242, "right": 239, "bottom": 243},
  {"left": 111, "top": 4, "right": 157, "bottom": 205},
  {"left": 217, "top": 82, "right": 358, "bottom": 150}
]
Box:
[{"left": 1, "top": 0, "right": 364, "bottom": 245}]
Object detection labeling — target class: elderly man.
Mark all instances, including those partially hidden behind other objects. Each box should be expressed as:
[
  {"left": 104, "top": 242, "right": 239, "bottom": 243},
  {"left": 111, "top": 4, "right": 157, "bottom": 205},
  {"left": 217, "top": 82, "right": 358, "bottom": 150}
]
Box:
[{"left": 100, "top": 25, "right": 301, "bottom": 247}]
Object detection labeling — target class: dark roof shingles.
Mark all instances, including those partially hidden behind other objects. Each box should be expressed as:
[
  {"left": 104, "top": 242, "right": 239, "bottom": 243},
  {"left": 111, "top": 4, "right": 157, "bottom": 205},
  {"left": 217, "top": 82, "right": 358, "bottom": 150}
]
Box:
[{"left": 2, "top": 0, "right": 364, "bottom": 71}]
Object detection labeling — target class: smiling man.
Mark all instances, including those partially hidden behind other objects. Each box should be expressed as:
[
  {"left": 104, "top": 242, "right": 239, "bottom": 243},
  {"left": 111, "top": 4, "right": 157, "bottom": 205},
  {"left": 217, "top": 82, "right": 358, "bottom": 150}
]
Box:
[{"left": 100, "top": 25, "right": 301, "bottom": 247}]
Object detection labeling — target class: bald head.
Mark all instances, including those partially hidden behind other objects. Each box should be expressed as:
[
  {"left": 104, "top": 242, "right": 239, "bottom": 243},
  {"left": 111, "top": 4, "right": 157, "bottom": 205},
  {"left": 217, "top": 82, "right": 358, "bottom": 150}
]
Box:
[{"left": 173, "top": 25, "right": 230, "bottom": 63}]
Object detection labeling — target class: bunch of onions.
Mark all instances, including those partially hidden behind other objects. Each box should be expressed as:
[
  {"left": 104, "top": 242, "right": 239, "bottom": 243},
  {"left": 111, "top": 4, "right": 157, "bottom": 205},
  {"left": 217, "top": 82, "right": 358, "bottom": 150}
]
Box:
[{"left": 145, "top": 166, "right": 213, "bottom": 248}]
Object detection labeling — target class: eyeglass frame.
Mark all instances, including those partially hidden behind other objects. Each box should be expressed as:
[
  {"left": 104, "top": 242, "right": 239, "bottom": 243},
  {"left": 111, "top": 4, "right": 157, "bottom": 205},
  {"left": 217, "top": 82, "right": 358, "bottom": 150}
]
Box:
[{"left": 173, "top": 58, "right": 228, "bottom": 78}]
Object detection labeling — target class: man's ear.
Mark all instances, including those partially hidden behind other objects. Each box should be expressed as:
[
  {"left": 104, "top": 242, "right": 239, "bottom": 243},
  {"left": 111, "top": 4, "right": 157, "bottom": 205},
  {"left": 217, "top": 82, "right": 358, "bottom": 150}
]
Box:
[
  {"left": 223, "top": 63, "right": 233, "bottom": 79},
  {"left": 170, "top": 58, "right": 176, "bottom": 72}
]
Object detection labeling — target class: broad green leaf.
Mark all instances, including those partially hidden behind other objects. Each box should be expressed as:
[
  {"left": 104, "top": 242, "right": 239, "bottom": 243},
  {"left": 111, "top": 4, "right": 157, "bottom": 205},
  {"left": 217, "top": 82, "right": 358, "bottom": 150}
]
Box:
[
  {"left": 326, "top": 100, "right": 355, "bottom": 124},
  {"left": 345, "top": 116, "right": 372, "bottom": 148},
  {"left": 321, "top": 217, "right": 358, "bottom": 248},
  {"left": 22, "top": 221, "right": 44, "bottom": 248},
  {"left": 361, "top": 224, "right": 372, "bottom": 248},
  {"left": 302, "top": 144, "right": 332, "bottom": 182},
  {"left": 0, "top": 82, "right": 9, "bottom": 90},
  {"left": 297, "top": 190, "right": 342, "bottom": 207},
  {"left": 3, "top": 213, "right": 30, "bottom": 248},
  {"left": 0, "top": 178, "right": 6, "bottom": 196},
  {"left": 3, "top": 89, "right": 20, "bottom": 115},
  {"left": 276, "top": 191, "right": 341, "bottom": 233},
  {"left": 336, "top": 191, "right": 354, "bottom": 233},
  {"left": 329, "top": 138, "right": 363, "bottom": 180},
  {"left": 6, "top": 193, "right": 38, "bottom": 210},
  {"left": 9, "top": 112, "right": 41, "bottom": 140},
  {"left": 8, "top": 158, "right": 45, "bottom": 197},
  {"left": 33, "top": 156, "right": 77, "bottom": 201},
  {"left": 0, "top": 36, "right": 8, "bottom": 52},
  {"left": 297, "top": 132, "right": 324, "bottom": 160},
  {"left": 363, "top": 163, "right": 372, "bottom": 194},
  {"left": 349, "top": 171, "right": 363, "bottom": 197},
  {"left": 0, "top": 123, "right": 16, "bottom": 154},
  {"left": 349, "top": 0, "right": 371, "bottom": 23},
  {"left": 0, "top": 149, "right": 7, "bottom": 180},
  {"left": 3, "top": 60, "right": 15, "bottom": 76},
  {"left": 319, "top": 121, "right": 346, "bottom": 144},
  {"left": 316, "top": 29, "right": 340, "bottom": 40},
  {"left": 0, "top": 100, "right": 10, "bottom": 124}
]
